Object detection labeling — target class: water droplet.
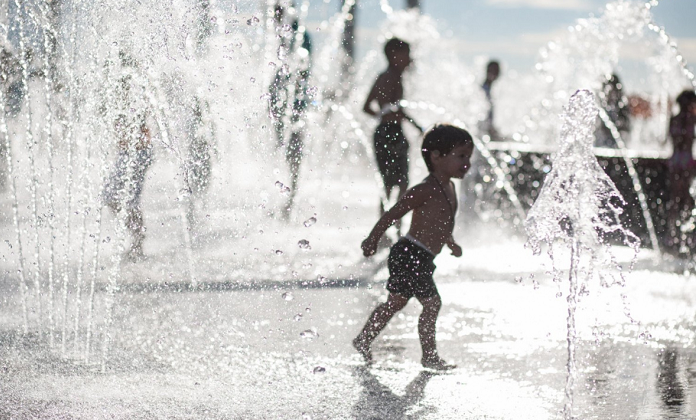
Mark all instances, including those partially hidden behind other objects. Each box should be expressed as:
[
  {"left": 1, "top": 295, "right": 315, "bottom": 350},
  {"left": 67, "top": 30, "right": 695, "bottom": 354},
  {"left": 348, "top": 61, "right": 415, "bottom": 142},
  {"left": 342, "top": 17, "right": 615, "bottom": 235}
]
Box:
[
  {"left": 342, "top": 206, "right": 348, "bottom": 211},
  {"left": 282, "top": 292, "right": 293, "bottom": 301},
  {"left": 275, "top": 181, "right": 290, "bottom": 194},
  {"left": 103, "top": 236, "right": 111, "bottom": 243},
  {"left": 303, "top": 216, "right": 317, "bottom": 227},
  {"left": 305, "top": 307, "right": 311, "bottom": 313},
  {"left": 533, "top": 279, "right": 540, "bottom": 290},
  {"left": 275, "top": 250, "right": 284, "bottom": 255},
  {"left": 313, "top": 366, "right": 326, "bottom": 374},
  {"left": 291, "top": 271, "right": 299, "bottom": 278},
  {"left": 294, "top": 314, "right": 303, "bottom": 321},
  {"left": 514, "top": 276, "right": 522, "bottom": 283},
  {"left": 317, "top": 275, "right": 327, "bottom": 283},
  {"left": 298, "top": 239, "right": 311, "bottom": 250},
  {"left": 246, "top": 16, "right": 259, "bottom": 26},
  {"left": 300, "top": 328, "right": 318, "bottom": 339},
  {"left": 250, "top": 77, "right": 256, "bottom": 83},
  {"left": 556, "top": 291, "right": 563, "bottom": 298}
]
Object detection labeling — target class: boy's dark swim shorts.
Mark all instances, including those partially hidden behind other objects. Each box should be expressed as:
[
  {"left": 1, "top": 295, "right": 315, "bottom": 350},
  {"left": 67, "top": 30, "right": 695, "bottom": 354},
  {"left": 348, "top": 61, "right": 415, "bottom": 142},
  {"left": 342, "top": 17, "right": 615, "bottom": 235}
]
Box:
[
  {"left": 386, "top": 238, "right": 438, "bottom": 299},
  {"left": 373, "top": 122, "right": 409, "bottom": 190}
]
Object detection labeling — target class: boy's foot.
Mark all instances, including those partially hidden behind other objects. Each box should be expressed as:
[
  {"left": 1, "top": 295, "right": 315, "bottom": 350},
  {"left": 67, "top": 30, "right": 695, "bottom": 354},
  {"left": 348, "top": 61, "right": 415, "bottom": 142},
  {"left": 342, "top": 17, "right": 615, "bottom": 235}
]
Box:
[
  {"left": 352, "top": 337, "right": 373, "bottom": 363},
  {"left": 421, "top": 355, "right": 456, "bottom": 371}
]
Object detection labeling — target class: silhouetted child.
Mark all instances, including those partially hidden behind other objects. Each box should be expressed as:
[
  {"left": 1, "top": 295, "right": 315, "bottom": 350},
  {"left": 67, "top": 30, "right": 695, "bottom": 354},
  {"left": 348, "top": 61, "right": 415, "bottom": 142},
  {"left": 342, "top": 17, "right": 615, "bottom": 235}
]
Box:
[
  {"left": 363, "top": 38, "right": 422, "bottom": 229},
  {"left": 666, "top": 89, "right": 696, "bottom": 251},
  {"left": 480, "top": 60, "right": 500, "bottom": 140},
  {"left": 353, "top": 124, "right": 474, "bottom": 370}
]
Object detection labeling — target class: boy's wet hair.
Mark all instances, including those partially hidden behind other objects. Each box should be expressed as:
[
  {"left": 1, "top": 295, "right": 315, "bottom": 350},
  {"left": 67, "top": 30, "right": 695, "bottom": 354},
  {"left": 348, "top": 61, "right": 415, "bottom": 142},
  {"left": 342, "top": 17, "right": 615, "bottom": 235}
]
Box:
[
  {"left": 676, "top": 89, "right": 696, "bottom": 109},
  {"left": 421, "top": 124, "right": 473, "bottom": 171},
  {"left": 384, "top": 37, "right": 409, "bottom": 59}
]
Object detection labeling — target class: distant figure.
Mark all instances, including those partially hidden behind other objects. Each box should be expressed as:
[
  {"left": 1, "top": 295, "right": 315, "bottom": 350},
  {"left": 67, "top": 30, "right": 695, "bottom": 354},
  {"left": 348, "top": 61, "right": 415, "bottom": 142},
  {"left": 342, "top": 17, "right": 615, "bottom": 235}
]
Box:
[
  {"left": 269, "top": 1, "right": 299, "bottom": 149},
  {"left": 480, "top": 60, "right": 500, "bottom": 141},
  {"left": 666, "top": 89, "right": 696, "bottom": 251},
  {"left": 183, "top": 95, "right": 215, "bottom": 228},
  {"left": 353, "top": 124, "right": 473, "bottom": 370},
  {"left": 595, "top": 73, "right": 631, "bottom": 148},
  {"left": 267, "top": 1, "right": 313, "bottom": 219},
  {"left": 283, "top": 29, "right": 312, "bottom": 218},
  {"left": 0, "top": 46, "right": 24, "bottom": 119},
  {"left": 363, "top": 38, "right": 422, "bottom": 232},
  {"left": 102, "top": 51, "right": 154, "bottom": 262}
]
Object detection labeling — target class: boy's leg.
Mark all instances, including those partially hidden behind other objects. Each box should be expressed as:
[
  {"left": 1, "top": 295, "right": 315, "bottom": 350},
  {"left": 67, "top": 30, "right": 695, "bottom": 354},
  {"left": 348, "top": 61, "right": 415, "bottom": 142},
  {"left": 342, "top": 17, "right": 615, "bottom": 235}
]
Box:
[
  {"left": 416, "top": 294, "right": 455, "bottom": 370},
  {"left": 416, "top": 294, "right": 441, "bottom": 360},
  {"left": 353, "top": 293, "right": 409, "bottom": 362},
  {"left": 126, "top": 207, "right": 145, "bottom": 259}
]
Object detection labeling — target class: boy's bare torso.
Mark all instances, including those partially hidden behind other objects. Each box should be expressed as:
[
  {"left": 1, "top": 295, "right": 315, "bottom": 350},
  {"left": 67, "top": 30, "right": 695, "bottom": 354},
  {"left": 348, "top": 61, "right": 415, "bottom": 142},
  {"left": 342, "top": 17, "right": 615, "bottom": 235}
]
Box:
[
  {"left": 373, "top": 69, "right": 405, "bottom": 124},
  {"left": 408, "top": 177, "right": 457, "bottom": 255}
]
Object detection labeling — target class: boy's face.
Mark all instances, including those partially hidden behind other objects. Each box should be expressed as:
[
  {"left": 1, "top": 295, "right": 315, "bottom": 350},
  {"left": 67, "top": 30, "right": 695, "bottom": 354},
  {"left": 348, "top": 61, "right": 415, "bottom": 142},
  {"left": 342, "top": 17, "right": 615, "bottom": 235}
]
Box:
[
  {"left": 389, "top": 48, "right": 412, "bottom": 70},
  {"left": 436, "top": 143, "right": 474, "bottom": 179}
]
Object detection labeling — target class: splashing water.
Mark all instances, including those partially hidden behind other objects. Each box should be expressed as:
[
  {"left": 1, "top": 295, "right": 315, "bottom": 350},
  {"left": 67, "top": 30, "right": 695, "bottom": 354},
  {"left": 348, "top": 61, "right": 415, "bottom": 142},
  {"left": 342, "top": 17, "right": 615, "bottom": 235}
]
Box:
[{"left": 525, "top": 90, "right": 640, "bottom": 419}]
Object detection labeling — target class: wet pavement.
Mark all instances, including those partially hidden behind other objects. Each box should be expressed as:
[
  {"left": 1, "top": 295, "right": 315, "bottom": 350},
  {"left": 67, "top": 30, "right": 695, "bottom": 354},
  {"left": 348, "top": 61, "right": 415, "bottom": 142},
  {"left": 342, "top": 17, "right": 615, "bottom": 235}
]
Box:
[
  {"left": 0, "top": 158, "right": 695, "bottom": 419},
  {"left": 1, "top": 238, "right": 696, "bottom": 419}
]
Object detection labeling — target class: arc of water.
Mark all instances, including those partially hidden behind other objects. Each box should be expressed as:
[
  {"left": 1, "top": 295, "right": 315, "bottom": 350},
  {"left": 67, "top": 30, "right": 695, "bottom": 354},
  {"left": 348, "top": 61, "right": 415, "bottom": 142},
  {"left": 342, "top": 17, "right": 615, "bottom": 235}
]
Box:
[
  {"left": 101, "top": 211, "right": 127, "bottom": 373},
  {"left": 24, "top": 0, "right": 56, "bottom": 341},
  {"left": 55, "top": 7, "right": 82, "bottom": 357},
  {"left": 645, "top": 2, "right": 696, "bottom": 89},
  {"left": 84, "top": 72, "right": 111, "bottom": 365},
  {"left": 564, "top": 235, "right": 580, "bottom": 420},
  {"left": 14, "top": 0, "right": 44, "bottom": 337},
  {"left": 398, "top": 99, "right": 528, "bottom": 223},
  {"left": 83, "top": 19, "right": 113, "bottom": 363},
  {"left": 0, "top": 66, "right": 29, "bottom": 334},
  {"left": 68, "top": 0, "right": 92, "bottom": 355},
  {"left": 379, "top": 0, "right": 394, "bottom": 15},
  {"left": 597, "top": 107, "right": 661, "bottom": 255}
]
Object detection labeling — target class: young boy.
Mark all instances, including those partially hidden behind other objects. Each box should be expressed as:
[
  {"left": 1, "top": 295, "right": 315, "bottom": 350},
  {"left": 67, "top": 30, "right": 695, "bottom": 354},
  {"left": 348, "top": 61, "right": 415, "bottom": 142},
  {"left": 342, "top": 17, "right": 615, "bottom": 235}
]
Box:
[
  {"left": 353, "top": 124, "right": 474, "bottom": 370},
  {"left": 363, "top": 38, "right": 422, "bottom": 224}
]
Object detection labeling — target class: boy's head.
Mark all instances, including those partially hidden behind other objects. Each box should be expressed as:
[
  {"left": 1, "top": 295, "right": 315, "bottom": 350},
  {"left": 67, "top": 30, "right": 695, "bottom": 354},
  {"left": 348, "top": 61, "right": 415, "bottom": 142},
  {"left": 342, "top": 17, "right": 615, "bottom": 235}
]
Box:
[
  {"left": 676, "top": 89, "right": 696, "bottom": 113},
  {"left": 421, "top": 124, "right": 474, "bottom": 173},
  {"left": 485, "top": 60, "right": 500, "bottom": 83},
  {"left": 384, "top": 38, "right": 411, "bottom": 70}
]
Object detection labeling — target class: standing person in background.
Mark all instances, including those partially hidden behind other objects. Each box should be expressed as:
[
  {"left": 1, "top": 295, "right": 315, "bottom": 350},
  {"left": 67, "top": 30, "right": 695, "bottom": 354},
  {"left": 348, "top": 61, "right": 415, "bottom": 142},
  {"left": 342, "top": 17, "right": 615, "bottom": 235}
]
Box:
[
  {"left": 283, "top": 26, "right": 312, "bottom": 219},
  {"left": 594, "top": 73, "right": 631, "bottom": 148},
  {"left": 102, "top": 51, "right": 154, "bottom": 262},
  {"left": 480, "top": 60, "right": 501, "bottom": 141},
  {"left": 666, "top": 89, "right": 696, "bottom": 253},
  {"left": 363, "top": 38, "right": 422, "bottom": 236}
]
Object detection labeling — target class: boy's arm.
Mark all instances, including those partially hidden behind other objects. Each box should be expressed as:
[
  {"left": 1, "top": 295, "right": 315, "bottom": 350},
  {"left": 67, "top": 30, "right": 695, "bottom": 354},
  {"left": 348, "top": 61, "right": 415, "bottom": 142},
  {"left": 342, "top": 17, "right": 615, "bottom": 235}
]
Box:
[
  {"left": 361, "top": 184, "right": 431, "bottom": 257},
  {"left": 446, "top": 236, "right": 462, "bottom": 257},
  {"left": 401, "top": 110, "right": 423, "bottom": 133}
]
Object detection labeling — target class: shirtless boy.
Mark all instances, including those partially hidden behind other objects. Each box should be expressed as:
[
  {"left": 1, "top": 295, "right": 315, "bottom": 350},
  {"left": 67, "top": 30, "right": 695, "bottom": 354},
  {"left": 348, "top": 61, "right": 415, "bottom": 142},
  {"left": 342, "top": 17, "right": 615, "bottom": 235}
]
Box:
[
  {"left": 353, "top": 124, "right": 474, "bottom": 370},
  {"left": 363, "top": 38, "right": 422, "bottom": 222}
]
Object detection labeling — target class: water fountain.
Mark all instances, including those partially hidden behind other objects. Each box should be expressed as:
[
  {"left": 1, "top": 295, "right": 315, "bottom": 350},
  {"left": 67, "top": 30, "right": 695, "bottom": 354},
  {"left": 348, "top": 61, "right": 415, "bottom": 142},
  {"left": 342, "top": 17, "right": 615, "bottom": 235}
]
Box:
[
  {"left": 526, "top": 89, "right": 640, "bottom": 419},
  {"left": 0, "top": 0, "right": 695, "bottom": 418}
]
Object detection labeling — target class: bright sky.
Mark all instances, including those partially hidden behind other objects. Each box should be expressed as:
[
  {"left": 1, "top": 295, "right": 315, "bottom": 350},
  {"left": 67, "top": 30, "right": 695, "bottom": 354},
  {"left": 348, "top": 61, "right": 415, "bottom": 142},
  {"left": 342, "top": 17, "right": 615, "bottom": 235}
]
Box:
[{"left": 307, "top": 0, "right": 696, "bottom": 82}]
